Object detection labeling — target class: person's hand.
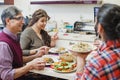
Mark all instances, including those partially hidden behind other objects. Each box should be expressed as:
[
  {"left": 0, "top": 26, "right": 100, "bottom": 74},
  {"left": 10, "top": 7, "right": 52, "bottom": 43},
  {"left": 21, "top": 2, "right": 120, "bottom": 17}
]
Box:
[
  {"left": 70, "top": 52, "right": 90, "bottom": 72},
  {"left": 39, "top": 46, "right": 50, "bottom": 54},
  {"left": 26, "top": 58, "right": 46, "bottom": 70},
  {"left": 51, "top": 32, "right": 58, "bottom": 41},
  {"left": 34, "top": 49, "right": 46, "bottom": 57},
  {"left": 94, "top": 39, "right": 102, "bottom": 48}
]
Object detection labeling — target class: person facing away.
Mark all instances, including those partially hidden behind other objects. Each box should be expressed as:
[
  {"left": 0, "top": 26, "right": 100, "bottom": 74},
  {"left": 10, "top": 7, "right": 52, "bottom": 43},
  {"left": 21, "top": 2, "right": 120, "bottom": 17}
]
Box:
[
  {"left": 72, "top": 3, "right": 120, "bottom": 80},
  {"left": 0, "top": 6, "right": 46, "bottom": 80},
  {"left": 20, "top": 9, "right": 58, "bottom": 62}
]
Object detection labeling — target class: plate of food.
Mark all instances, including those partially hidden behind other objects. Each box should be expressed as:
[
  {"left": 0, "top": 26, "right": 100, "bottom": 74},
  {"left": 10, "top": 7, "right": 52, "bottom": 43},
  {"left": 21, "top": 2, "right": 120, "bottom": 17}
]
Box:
[
  {"left": 51, "top": 61, "right": 76, "bottom": 73},
  {"left": 42, "top": 55, "right": 59, "bottom": 66},
  {"left": 49, "top": 47, "right": 67, "bottom": 54},
  {"left": 69, "top": 42, "right": 97, "bottom": 54}
]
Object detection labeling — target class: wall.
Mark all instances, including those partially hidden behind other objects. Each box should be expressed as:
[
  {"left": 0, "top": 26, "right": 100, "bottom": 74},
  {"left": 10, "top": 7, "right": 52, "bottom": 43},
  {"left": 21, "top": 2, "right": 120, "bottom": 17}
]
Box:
[
  {"left": 0, "top": 0, "right": 101, "bottom": 25},
  {"left": 14, "top": 0, "right": 31, "bottom": 17},
  {"left": 0, "top": 0, "right": 120, "bottom": 26},
  {"left": 0, "top": 0, "right": 31, "bottom": 24},
  {"left": 30, "top": 4, "right": 100, "bottom": 26},
  {"left": 15, "top": 0, "right": 101, "bottom": 25},
  {"left": 0, "top": 5, "right": 11, "bottom": 24}
]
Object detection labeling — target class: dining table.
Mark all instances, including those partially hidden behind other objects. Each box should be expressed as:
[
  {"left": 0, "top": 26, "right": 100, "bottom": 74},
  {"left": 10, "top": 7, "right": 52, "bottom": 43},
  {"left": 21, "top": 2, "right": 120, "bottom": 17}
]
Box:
[
  {"left": 29, "top": 54, "right": 76, "bottom": 80},
  {"left": 29, "top": 41, "right": 97, "bottom": 80},
  {"left": 30, "top": 67, "right": 75, "bottom": 80}
]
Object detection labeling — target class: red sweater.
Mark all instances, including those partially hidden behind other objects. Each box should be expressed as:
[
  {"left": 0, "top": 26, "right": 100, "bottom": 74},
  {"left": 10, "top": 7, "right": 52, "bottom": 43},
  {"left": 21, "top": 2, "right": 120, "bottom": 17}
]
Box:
[{"left": 0, "top": 32, "right": 24, "bottom": 80}]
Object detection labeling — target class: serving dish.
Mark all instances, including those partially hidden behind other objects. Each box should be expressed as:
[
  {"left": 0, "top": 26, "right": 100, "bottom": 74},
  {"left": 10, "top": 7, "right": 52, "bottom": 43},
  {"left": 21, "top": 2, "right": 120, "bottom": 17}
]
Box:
[
  {"left": 69, "top": 42, "right": 96, "bottom": 54},
  {"left": 42, "top": 55, "right": 59, "bottom": 66},
  {"left": 51, "top": 61, "right": 76, "bottom": 73},
  {"left": 49, "top": 47, "right": 67, "bottom": 54}
]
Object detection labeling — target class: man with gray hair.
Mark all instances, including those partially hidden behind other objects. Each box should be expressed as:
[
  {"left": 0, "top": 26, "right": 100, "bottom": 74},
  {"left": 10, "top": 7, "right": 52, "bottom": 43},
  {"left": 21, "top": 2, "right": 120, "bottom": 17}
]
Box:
[{"left": 0, "top": 6, "right": 46, "bottom": 80}]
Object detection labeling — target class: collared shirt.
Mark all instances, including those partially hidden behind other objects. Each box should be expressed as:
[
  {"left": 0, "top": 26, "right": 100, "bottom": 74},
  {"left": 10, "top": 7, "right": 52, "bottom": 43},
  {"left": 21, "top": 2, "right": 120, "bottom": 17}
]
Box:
[
  {"left": 0, "top": 28, "right": 18, "bottom": 80},
  {"left": 75, "top": 39, "right": 120, "bottom": 80}
]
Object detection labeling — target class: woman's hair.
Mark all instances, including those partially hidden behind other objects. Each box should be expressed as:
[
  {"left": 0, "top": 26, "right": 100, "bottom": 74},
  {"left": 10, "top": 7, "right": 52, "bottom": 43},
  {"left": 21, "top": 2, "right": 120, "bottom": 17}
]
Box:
[
  {"left": 28, "top": 9, "right": 51, "bottom": 47},
  {"left": 96, "top": 3, "right": 120, "bottom": 40},
  {"left": 27, "top": 9, "right": 50, "bottom": 27},
  {"left": 1, "top": 6, "right": 21, "bottom": 27},
  {"left": 40, "top": 30, "right": 51, "bottom": 47}
]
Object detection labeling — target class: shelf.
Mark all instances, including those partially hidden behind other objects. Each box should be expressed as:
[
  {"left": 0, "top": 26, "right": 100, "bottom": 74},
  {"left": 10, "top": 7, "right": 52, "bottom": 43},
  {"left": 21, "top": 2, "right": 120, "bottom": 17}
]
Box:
[{"left": 30, "top": 0, "right": 102, "bottom": 4}]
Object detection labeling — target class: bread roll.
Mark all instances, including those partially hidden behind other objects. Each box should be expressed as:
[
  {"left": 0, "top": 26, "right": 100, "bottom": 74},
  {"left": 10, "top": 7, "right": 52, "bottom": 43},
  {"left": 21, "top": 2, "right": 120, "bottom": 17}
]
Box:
[{"left": 59, "top": 53, "right": 74, "bottom": 62}]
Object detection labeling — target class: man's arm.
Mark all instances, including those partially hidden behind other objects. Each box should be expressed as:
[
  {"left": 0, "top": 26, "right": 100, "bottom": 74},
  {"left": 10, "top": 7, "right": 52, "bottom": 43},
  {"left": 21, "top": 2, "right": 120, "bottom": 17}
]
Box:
[
  {"left": 0, "top": 42, "right": 45, "bottom": 80},
  {"left": 0, "top": 42, "right": 14, "bottom": 80}
]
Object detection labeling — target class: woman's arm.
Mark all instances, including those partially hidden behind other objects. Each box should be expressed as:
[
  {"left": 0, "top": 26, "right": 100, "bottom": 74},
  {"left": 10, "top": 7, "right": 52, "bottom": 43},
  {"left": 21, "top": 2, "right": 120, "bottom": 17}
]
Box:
[
  {"left": 76, "top": 56, "right": 86, "bottom": 72},
  {"left": 70, "top": 51, "right": 89, "bottom": 72},
  {"left": 20, "top": 29, "right": 38, "bottom": 56},
  {"left": 20, "top": 31, "right": 32, "bottom": 56},
  {"left": 23, "top": 49, "right": 46, "bottom": 63}
]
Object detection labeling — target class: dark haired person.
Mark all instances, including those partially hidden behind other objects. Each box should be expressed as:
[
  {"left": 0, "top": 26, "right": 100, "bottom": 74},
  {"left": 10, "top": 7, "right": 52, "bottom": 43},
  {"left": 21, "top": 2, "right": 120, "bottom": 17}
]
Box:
[
  {"left": 72, "top": 4, "right": 120, "bottom": 80},
  {"left": 20, "top": 9, "right": 58, "bottom": 62},
  {"left": 0, "top": 6, "right": 46, "bottom": 80}
]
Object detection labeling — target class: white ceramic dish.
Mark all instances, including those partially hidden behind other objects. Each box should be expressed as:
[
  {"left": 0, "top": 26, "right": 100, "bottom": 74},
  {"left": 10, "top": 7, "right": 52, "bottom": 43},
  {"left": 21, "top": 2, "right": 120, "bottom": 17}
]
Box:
[
  {"left": 42, "top": 55, "right": 59, "bottom": 66},
  {"left": 51, "top": 62, "right": 77, "bottom": 73},
  {"left": 49, "top": 47, "right": 68, "bottom": 54},
  {"left": 68, "top": 42, "right": 97, "bottom": 54},
  {"left": 53, "top": 67, "right": 76, "bottom": 73}
]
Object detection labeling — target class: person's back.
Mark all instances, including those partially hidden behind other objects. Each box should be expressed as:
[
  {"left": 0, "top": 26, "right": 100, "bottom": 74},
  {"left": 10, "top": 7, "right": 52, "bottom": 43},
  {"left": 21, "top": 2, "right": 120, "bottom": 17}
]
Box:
[
  {"left": 85, "top": 40, "right": 120, "bottom": 79},
  {"left": 74, "top": 3, "right": 120, "bottom": 80}
]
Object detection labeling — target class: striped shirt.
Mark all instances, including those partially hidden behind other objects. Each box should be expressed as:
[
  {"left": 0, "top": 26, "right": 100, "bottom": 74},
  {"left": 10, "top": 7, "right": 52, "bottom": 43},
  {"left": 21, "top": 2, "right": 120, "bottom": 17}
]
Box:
[{"left": 76, "top": 39, "right": 120, "bottom": 80}]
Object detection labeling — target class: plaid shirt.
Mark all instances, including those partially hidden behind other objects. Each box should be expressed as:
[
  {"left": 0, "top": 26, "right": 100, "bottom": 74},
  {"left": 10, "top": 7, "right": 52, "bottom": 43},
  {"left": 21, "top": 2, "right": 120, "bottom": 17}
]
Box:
[{"left": 76, "top": 39, "right": 120, "bottom": 80}]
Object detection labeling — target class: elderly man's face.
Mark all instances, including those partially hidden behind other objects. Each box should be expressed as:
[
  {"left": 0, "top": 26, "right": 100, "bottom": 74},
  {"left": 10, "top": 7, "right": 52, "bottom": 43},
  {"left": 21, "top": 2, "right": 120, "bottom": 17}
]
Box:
[{"left": 6, "top": 13, "right": 24, "bottom": 34}]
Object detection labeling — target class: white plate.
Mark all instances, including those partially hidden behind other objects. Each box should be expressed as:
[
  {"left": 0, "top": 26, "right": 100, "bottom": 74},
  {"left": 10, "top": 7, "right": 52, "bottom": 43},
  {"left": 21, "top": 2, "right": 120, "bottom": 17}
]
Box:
[
  {"left": 49, "top": 47, "right": 67, "bottom": 54},
  {"left": 42, "top": 55, "right": 59, "bottom": 66},
  {"left": 51, "top": 62, "right": 76, "bottom": 73},
  {"left": 69, "top": 42, "right": 97, "bottom": 54},
  {"left": 49, "top": 48, "right": 58, "bottom": 53},
  {"left": 53, "top": 67, "right": 76, "bottom": 73}
]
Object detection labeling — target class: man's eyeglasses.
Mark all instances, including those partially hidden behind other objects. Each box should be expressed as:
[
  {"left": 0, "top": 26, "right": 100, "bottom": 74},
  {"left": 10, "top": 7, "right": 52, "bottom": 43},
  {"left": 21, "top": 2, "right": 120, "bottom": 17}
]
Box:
[{"left": 10, "top": 16, "right": 24, "bottom": 21}]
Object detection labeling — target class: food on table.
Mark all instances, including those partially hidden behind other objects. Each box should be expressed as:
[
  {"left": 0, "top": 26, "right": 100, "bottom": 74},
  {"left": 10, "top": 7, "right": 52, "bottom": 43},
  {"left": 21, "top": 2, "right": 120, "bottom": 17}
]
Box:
[
  {"left": 51, "top": 61, "right": 76, "bottom": 72},
  {"left": 59, "top": 53, "right": 75, "bottom": 62},
  {"left": 71, "top": 42, "right": 92, "bottom": 53},
  {"left": 43, "top": 57, "right": 54, "bottom": 64},
  {"left": 49, "top": 47, "right": 67, "bottom": 53},
  {"left": 56, "top": 47, "right": 65, "bottom": 53}
]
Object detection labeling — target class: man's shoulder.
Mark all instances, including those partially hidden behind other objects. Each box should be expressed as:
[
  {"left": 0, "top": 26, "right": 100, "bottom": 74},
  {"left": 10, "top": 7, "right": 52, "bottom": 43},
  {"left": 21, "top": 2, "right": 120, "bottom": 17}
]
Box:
[{"left": 0, "top": 41, "right": 9, "bottom": 46}]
